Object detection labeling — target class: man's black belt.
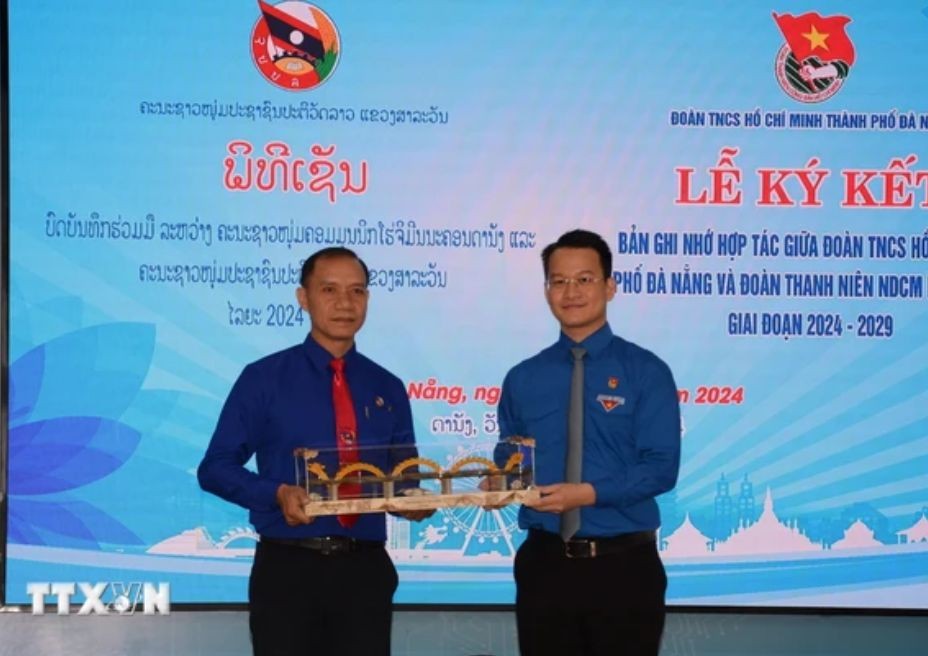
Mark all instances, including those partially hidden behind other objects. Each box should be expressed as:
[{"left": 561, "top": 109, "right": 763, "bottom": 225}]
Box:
[
  {"left": 527, "top": 528, "right": 656, "bottom": 559},
  {"left": 260, "top": 535, "right": 385, "bottom": 555}
]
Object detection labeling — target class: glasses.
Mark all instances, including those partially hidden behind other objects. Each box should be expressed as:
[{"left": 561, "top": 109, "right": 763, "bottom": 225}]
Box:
[{"left": 545, "top": 275, "right": 604, "bottom": 291}]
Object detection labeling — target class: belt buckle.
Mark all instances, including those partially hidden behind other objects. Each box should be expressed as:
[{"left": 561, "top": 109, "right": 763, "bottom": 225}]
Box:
[
  {"left": 565, "top": 539, "right": 597, "bottom": 559},
  {"left": 318, "top": 537, "right": 341, "bottom": 556}
]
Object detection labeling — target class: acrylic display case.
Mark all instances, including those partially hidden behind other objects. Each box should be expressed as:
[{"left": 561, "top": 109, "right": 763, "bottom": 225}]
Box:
[{"left": 294, "top": 437, "right": 537, "bottom": 516}]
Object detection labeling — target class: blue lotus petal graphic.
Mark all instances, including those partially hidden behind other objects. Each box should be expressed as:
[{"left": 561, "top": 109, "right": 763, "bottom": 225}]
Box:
[
  {"left": 10, "top": 417, "right": 141, "bottom": 495},
  {"left": 8, "top": 497, "right": 142, "bottom": 547},
  {"left": 10, "top": 322, "right": 154, "bottom": 422},
  {"left": 8, "top": 346, "right": 43, "bottom": 423},
  {"left": 7, "top": 323, "right": 155, "bottom": 548}
]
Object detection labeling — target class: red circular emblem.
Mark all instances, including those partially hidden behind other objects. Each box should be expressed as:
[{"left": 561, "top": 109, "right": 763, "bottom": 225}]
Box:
[{"left": 251, "top": 2, "right": 340, "bottom": 92}]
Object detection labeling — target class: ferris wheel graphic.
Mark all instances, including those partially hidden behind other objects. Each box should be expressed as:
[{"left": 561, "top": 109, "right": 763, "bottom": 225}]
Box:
[{"left": 438, "top": 444, "right": 523, "bottom": 557}]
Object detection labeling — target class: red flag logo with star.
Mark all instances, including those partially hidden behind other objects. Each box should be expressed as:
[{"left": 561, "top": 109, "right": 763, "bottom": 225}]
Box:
[
  {"left": 773, "top": 12, "right": 855, "bottom": 65},
  {"left": 771, "top": 11, "right": 855, "bottom": 103}
]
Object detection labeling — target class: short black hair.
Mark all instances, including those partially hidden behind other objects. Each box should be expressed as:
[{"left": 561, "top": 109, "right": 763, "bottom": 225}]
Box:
[
  {"left": 300, "top": 247, "right": 370, "bottom": 286},
  {"left": 541, "top": 229, "right": 612, "bottom": 279}
]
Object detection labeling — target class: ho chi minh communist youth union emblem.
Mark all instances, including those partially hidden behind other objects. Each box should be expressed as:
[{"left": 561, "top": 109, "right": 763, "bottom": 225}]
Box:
[
  {"left": 772, "top": 11, "right": 855, "bottom": 103},
  {"left": 251, "top": 1, "right": 340, "bottom": 91}
]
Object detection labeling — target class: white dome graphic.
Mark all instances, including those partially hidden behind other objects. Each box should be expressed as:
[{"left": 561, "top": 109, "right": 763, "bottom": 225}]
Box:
[
  {"left": 662, "top": 513, "right": 712, "bottom": 557},
  {"left": 832, "top": 519, "right": 882, "bottom": 549},
  {"left": 897, "top": 514, "right": 928, "bottom": 544}
]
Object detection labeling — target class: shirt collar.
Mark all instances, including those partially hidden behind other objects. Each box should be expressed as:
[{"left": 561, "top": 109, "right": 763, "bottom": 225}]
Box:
[
  {"left": 302, "top": 334, "right": 359, "bottom": 372},
  {"left": 557, "top": 322, "right": 614, "bottom": 359}
]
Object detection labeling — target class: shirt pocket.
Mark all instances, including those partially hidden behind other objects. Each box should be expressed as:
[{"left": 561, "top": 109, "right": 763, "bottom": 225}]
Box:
[
  {"left": 360, "top": 403, "right": 396, "bottom": 444},
  {"left": 522, "top": 402, "right": 561, "bottom": 425},
  {"left": 601, "top": 405, "right": 639, "bottom": 473},
  {"left": 521, "top": 404, "right": 564, "bottom": 459}
]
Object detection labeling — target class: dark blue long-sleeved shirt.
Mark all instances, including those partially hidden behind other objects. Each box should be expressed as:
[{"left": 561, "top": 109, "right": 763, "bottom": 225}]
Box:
[
  {"left": 198, "top": 335, "right": 416, "bottom": 541},
  {"left": 498, "top": 323, "right": 681, "bottom": 537}
]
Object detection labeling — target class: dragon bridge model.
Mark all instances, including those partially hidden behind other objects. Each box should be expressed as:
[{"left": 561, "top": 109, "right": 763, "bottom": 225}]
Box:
[{"left": 293, "top": 437, "right": 538, "bottom": 516}]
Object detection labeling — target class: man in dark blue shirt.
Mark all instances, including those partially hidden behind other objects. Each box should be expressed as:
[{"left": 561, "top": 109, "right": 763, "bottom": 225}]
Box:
[
  {"left": 498, "top": 230, "right": 681, "bottom": 656},
  {"left": 198, "top": 246, "right": 428, "bottom": 656}
]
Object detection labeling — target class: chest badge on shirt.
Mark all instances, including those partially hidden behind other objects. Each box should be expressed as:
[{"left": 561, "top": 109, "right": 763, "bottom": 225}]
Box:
[
  {"left": 365, "top": 395, "right": 390, "bottom": 419},
  {"left": 607, "top": 376, "right": 619, "bottom": 389},
  {"left": 596, "top": 393, "right": 625, "bottom": 412}
]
